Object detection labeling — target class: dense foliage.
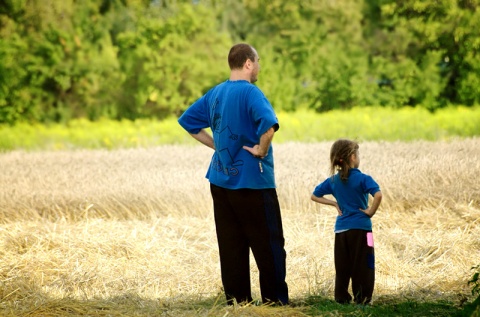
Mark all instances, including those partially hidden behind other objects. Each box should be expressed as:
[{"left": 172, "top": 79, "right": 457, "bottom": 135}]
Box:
[{"left": 1, "top": 0, "right": 479, "bottom": 124}]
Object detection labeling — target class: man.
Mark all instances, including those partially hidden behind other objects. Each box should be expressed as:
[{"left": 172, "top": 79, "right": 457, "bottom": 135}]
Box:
[{"left": 178, "top": 43, "right": 289, "bottom": 305}]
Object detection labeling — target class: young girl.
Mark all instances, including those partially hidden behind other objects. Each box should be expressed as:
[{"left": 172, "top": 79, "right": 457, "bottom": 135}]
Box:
[{"left": 311, "top": 139, "right": 382, "bottom": 305}]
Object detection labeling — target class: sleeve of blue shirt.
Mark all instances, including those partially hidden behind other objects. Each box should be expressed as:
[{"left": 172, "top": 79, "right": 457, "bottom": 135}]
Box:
[
  {"left": 362, "top": 175, "right": 381, "bottom": 196},
  {"left": 249, "top": 87, "right": 279, "bottom": 137},
  {"left": 313, "top": 178, "right": 333, "bottom": 197},
  {"left": 178, "top": 96, "right": 210, "bottom": 134}
]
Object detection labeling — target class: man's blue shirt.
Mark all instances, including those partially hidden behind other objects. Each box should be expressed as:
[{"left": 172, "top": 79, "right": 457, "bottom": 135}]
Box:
[
  {"left": 178, "top": 80, "right": 279, "bottom": 189},
  {"left": 313, "top": 169, "right": 380, "bottom": 231}
]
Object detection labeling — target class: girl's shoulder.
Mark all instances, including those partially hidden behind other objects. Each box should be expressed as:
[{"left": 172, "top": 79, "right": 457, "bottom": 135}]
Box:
[{"left": 350, "top": 168, "right": 372, "bottom": 178}]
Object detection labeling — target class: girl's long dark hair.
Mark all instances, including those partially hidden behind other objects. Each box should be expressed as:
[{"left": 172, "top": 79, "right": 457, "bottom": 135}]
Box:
[{"left": 329, "top": 139, "right": 359, "bottom": 182}]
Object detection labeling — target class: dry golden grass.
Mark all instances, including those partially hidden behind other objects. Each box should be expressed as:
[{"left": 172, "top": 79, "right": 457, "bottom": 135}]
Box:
[{"left": 0, "top": 139, "right": 479, "bottom": 316}]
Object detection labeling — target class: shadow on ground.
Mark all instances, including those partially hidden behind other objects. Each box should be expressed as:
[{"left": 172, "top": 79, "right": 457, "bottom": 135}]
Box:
[{"left": 0, "top": 281, "right": 475, "bottom": 317}]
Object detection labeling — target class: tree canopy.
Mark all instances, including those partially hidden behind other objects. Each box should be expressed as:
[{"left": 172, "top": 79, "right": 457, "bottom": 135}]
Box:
[{"left": 0, "top": 0, "right": 478, "bottom": 124}]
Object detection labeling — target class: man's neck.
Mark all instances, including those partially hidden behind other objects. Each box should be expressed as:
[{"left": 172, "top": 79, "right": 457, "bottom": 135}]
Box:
[{"left": 229, "top": 70, "right": 251, "bottom": 82}]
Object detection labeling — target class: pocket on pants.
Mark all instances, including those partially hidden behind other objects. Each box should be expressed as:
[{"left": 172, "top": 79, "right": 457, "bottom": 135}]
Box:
[
  {"left": 366, "top": 232, "right": 374, "bottom": 247},
  {"left": 366, "top": 232, "right": 374, "bottom": 269}
]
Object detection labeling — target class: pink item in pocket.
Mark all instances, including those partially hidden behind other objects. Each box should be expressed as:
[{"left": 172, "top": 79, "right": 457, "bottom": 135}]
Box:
[{"left": 367, "top": 232, "right": 374, "bottom": 247}]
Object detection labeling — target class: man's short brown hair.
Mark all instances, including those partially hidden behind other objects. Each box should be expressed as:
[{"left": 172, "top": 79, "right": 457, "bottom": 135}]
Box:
[{"left": 228, "top": 43, "right": 256, "bottom": 70}]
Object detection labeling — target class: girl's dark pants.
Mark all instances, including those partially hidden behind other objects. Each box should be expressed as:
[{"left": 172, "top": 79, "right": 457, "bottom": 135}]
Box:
[
  {"left": 334, "top": 229, "right": 375, "bottom": 304},
  {"left": 210, "top": 184, "right": 289, "bottom": 305}
]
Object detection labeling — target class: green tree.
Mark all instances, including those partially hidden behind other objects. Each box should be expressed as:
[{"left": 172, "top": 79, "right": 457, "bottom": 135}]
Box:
[
  {"left": 364, "top": 0, "right": 480, "bottom": 109},
  {"left": 115, "top": 1, "right": 230, "bottom": 119},
  {"left": 1, "top": 0, "right": 479, "bottom": 124},
  {"left": 235, "top": 0, "right": 372, "bottom": 111},
  {"left": 0, "top": 0, "right": 121, "bottom": 123}
]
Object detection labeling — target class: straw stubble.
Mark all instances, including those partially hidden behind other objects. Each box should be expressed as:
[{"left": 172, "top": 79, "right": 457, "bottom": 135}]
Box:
[{"left": 0, "top": 139, "right": 478, "bottom": 315}]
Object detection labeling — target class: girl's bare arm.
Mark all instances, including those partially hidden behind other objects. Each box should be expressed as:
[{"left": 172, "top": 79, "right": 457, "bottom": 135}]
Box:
[
  {"left": 311, "top": 194, "right": 342, "bottom": 216},
  {"left": 360, "top": 191, "right": 382, "bottom": 218}
]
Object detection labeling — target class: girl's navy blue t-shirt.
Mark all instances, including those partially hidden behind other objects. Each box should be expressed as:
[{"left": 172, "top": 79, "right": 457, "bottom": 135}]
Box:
[{"left": 313, "top": 169, "right": 380, "bottom": 231}]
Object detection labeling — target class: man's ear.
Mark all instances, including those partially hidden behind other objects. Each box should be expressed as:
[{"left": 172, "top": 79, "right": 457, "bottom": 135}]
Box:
[{"left": 244, "top": 59, "right": 253, "bottom": 70}]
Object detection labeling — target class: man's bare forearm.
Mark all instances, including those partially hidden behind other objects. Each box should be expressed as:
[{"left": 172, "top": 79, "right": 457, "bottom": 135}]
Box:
[
  {"left": 242, "top": 126, "right": 275, "bottom": 158},
  {"left": 257, "top": 127, "right": 275, "bottom": 157},
  {"left": 190, "top": 130, "right": 215, "bottom": 150}
]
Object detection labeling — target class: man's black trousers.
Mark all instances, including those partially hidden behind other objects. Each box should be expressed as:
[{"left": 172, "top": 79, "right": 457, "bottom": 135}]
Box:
[{"left": 210, "top": 184, "right": 289, "bottom": 305}]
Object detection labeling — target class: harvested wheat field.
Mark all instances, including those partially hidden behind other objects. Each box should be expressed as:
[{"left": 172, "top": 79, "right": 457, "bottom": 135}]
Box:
[{"left": 0, "top": 138, "right": 479, "bottom": 316}]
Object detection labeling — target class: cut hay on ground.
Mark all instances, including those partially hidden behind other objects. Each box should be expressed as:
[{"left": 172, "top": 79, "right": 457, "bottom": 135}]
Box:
[{"left": 0, "top": 139, "right": 479, "bottom": 316}]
